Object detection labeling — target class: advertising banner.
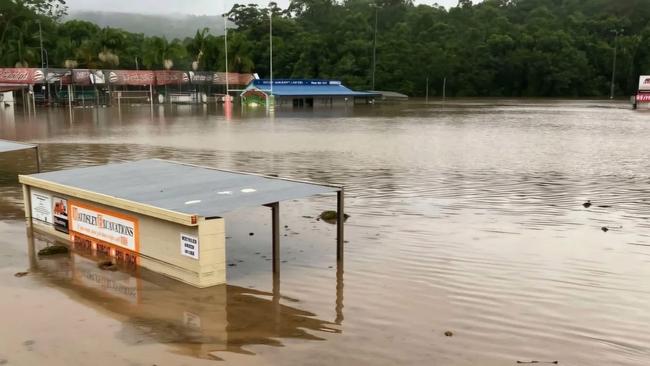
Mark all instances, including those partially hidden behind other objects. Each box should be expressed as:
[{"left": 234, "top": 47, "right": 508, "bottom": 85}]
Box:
[
  {"left": 72, "top": 69, "right": 105, "bottom": 85},
  {"left": 53, "top": 197, "right": 69, "bottom": 233},
  {"left": 639, "top": 76, "right": 650, "bottom": 91},
  {"left": 107, "top": 70, "right": 155, "bottom": 85},
  {"left": 213, "top": 72, "right": 252, "bottom": 85},
  {"left": 45, "top": 69, "right": 72, "bottom": 84},
  {"left": 637, "top": 93, "right": 650, "bottom": 102},
  {"left": 31, "top": 190, "right": 53, "bottom": 224},
  {"left": 0, "top": 68, "right": 45, "bottom": 84},
  {"left": 189, "top": 71, "right": 214, "bottom": 85},
  {"left": 70, "top": 202, "right": 139, "bottom": 252},
  {"left": 180, "top": 233, "right": 199, "bottom": 259},
  {"left": 155, "top": 70, "right": 190, "bottom": 85}
]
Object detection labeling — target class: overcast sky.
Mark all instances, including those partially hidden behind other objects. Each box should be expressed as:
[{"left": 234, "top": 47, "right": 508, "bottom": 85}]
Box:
[{"left": 65, "top": 0, "right": 461, "bottom": 15}]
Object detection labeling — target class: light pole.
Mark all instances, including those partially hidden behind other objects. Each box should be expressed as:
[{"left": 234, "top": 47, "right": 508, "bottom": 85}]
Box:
[
  {"left": 370, "top": 4, "right": 378, "bottom": 90},
  {"left": 269, "top": 9, "right": 273, "bottom": 96},
  {"left": 135, "top": 56, "right": 139, "bottom": 70},
  {"left": 610, "top": 28, "right": 623, "bottom": 100},
  {"left": 37, "top": 21, "right": 44, "bottom": 69},
  {"left": 223, "top": 13, "right": 230, "bottom": 101}
]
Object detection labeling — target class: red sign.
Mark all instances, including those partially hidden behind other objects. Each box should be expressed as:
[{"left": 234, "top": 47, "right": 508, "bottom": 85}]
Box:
[
  {"left": 154, "top": 70, "right": 190, "bottom": 85},
  {"left": 636, "top": 93, "right": 650, "bottom": 102},
  {"left": 107, "top": 70, "right": 155, "bottom": 85},
  {"left": 0, "top": 68, "right": 45, "bottom": 84}
]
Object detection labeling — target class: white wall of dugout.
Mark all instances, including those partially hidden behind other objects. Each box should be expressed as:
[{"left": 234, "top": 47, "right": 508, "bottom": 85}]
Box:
[{"left": 21, "top": 183, "right": 226, "bottom": 288}]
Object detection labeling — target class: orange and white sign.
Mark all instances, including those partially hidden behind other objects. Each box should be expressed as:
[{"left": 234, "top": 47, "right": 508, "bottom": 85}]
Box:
[{"left": 69, "top": 202, "right": 139, "bottom": 252}]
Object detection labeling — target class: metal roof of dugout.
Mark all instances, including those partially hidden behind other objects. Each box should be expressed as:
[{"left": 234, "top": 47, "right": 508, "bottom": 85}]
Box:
[
  {"left": 0, "top": 139, "right": 40, "bottom": 172},
  {"left": 19, "top": 159, "right": 346, "bottom": 270}
]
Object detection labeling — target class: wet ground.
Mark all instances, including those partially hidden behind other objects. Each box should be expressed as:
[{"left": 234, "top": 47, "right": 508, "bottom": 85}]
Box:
[{"left": 1, "top": 100, "right": 650, "bottom": 365}]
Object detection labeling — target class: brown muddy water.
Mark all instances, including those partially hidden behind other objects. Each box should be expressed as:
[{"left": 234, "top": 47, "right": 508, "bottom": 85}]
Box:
[{"left": 1, "top": 100, "right": 650, "bottom": 365}]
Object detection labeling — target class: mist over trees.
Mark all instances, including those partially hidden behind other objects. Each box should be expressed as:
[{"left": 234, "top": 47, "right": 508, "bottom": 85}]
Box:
[{"left": 2, "top": 0, "right": 649, "bottom": 97}]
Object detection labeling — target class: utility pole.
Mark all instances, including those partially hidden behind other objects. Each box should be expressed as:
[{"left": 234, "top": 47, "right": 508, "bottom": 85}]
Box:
[
  {"left": 371, "top": 5, "right": 378, "bottom": 90},
  {"left": 610, "top": 28, "right": 623, "bottom": 100},
  {"left": 135, "top": 57, "right": 139, "bottom": 70}
]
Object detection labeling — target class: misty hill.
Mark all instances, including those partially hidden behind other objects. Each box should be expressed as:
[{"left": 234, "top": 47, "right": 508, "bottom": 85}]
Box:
[{"left": 67, "top": 11, "right": 225, "bottom": 40}]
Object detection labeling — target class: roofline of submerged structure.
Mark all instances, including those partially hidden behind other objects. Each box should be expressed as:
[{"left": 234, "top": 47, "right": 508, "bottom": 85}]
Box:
[
  {"left": 0, "top": 139, "right": 40, "bottom": 173},
  {"left": 18, "top": 158, "right": 343, "bottom": 226}
]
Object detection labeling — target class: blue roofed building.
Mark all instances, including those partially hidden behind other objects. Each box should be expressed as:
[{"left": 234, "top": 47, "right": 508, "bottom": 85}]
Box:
[{"left": 240, "top": 79, "right": 379, "bottom": 107}]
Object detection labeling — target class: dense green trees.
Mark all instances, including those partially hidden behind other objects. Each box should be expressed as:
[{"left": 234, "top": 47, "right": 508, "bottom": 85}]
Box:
[{"left": 2, "top": 0, "right": 650, "bottom": 97}]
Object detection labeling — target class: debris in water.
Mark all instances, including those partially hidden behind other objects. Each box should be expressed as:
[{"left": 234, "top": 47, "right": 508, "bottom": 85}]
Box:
[
  {"left": 601, "top": 227, "right": 609, "bottom": 232},
  {"left": 38, "top": 245, "right": 68, "bottom": 256},
  {"left": 249, "top": 232, "right": 254, "bottom": 236},
  {"left": 597, "top": 205, "right": 611, "bottom": 208},
  {"left": 516, "top": 361, "right": 558, "bottom": 364},
  {"left": 319, "top": 210, "right": 350, "bottom": 224},
  {"left": 582, "top": 200, "right": 591, "bottom": 208},
  {"left": 284, "top": 225, "right": 289, "bottom": 229},
  {"left": 14, "top": 272, "right": 28, "bottom": 277},
  {"left": 228, "top": 263, "right": 236, "bottom": 267},
  {"left": 302, "top": 215, "right": 313, "bottom": 219},
  {"left": 444, "top": 331, "right": 453, "bottom": 337},
  {"left": 98, "top": 261, "right": 118, "bottom": 271}
]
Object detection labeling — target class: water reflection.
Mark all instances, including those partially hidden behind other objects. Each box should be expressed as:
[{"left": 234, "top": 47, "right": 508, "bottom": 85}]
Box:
[{"left": 26, "top": 229, "right": 343, "bottom": 360}]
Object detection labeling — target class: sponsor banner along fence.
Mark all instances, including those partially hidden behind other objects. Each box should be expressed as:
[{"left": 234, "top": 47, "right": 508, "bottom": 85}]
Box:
[
  {"left": 0, "top": 68, "right": 253, "bottom": 86},
  {"left": 636, "top": 93, "right": 650, "bottom": 102},
  {"left": 107, "top": 70, "right": 156, "bottom": 86},
  {"left": 0, "top": 68, "right": 45, "bottom": 84},
  {"left": 154, "top": 70, "right": 190, "bottom": 85}
]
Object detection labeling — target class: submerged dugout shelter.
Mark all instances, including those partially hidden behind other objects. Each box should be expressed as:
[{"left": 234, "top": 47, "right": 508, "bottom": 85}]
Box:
[
  {"left": 241, "top": 79, "right": 380, "bottom": 107},
  {"left": 18, "top": 159, "right": 345, "bottom": 288},
  {"left": 0, "top": 139, "right": 40, "bottom": 172}
]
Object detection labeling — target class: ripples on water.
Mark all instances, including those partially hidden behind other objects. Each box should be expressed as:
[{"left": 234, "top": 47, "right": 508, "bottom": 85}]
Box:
[{"left": 1, "top": 100, "right": 650, "bottom": 365}]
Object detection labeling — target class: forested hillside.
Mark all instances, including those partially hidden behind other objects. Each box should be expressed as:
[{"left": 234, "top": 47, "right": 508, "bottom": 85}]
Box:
[{"left": 2, "top": 0, "right": 649, "bottom": 97}]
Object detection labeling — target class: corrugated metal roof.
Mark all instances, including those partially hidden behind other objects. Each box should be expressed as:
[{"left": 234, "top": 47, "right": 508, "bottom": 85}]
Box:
[
  {"left": 0, "top": 139, "right": 35, "bottom": 153},
  {"left": 244, "top": 79, "right": 380, "bottom": 97},
  {"left": 25, "top": 159, "right": 340, "bottom": 218}
]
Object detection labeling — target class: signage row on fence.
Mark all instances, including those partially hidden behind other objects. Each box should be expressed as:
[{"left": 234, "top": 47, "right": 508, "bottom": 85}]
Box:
[{"left": 0, "top": 68, "right": 254, "bottom": 86}]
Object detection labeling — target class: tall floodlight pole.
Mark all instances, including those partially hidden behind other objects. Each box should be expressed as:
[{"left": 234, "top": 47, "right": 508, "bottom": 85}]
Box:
[
  {"left": 610, "top": 28, "right": 623, "bottom": 100},
  {"left": 267, "top": 9, "right": 273, "bottom": 95},
  {"left": 372, "top": 5, "right": 378, "bottom": 90},
  {"left": 224, "top": 13, "right": 230, "bottom": 101},
  {"left": 38, "top": 21, "right": 44, "bottom": 69}
]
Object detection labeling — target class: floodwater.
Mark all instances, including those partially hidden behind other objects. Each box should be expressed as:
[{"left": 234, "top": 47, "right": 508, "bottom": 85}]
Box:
[{"left": 1, "top": 99, "right": 650, "bottom": 365}]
